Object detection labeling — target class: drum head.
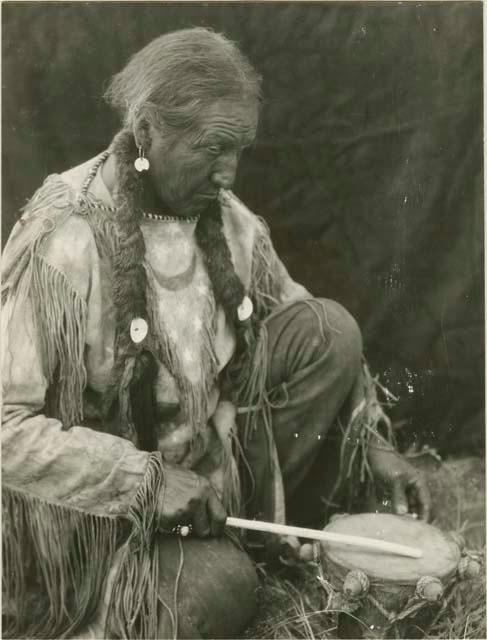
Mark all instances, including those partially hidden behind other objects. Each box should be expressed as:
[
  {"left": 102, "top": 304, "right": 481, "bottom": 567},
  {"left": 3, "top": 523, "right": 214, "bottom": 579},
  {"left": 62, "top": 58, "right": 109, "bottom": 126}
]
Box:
[{"left": 321, "top": 513, "right": 460, "bottom": 583}]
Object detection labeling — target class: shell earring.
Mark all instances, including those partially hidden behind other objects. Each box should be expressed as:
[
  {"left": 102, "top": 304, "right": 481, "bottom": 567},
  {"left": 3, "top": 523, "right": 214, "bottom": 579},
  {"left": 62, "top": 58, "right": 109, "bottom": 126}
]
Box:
[{"left": 134, "top": 146, "right": 150, "bottom": 172}]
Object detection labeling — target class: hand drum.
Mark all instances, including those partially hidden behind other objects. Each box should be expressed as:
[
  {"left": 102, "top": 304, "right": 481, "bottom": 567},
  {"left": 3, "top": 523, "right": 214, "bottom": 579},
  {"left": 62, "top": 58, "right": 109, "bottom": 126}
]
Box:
[{"left": 319, "top": 513, "right": 479, "bottom": 639}]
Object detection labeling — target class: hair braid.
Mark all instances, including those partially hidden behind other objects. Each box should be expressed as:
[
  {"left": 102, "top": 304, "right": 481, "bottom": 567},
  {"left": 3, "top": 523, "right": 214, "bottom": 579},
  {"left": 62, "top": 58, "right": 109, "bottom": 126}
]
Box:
[
  {"left": 196, "top": 200, "right": 257, "bottom": 394},
  {"left": 105, "top": 132, "right": 256, "bottom": 448},
  {"left": 106, "top": 131, "right": 158, "bottom": 450}
]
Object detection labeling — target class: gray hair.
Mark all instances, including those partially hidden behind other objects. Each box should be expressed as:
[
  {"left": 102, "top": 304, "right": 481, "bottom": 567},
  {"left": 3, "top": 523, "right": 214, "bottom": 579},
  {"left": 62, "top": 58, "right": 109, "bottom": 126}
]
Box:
[{"left": 104, "top": 27, "right": 262, "bottom": 132}]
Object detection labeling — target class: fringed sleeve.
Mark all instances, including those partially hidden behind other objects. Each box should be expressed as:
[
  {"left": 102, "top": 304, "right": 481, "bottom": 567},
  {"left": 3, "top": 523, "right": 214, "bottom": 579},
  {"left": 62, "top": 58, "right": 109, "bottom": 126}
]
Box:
[
  {"left": 1, "top": 184, "right": 164, "bottom": 638},
  {"left": 326, "top": 360, "right": 397, "bottom": 513},
  {"left": 248, "top": 216, "right": 311, "bottom": 319}
]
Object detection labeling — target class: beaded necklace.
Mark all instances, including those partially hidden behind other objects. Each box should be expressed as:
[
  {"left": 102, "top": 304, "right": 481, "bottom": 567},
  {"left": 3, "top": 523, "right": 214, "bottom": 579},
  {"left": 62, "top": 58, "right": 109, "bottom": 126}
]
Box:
[{"left": 141, "top": 212, "right": 200, "bottom": 223}]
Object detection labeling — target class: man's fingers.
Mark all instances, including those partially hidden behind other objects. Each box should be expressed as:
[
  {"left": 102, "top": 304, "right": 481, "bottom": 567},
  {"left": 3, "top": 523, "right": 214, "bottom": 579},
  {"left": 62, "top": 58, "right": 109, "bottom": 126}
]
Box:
[
  {"left": 191, "top": 489, "right": 226, "bottom": 537},
  {"left": 192, "top": 502, "right": 211, "bottom": 537},
  {"left": 391, "top": 479, "right": 408, "bottom": 515},
  {"left": 208, "top": 490, "right": 227, "bottom": 536},
  {"left": 410, "top": 475, "right": 431, "bottom": 522}
]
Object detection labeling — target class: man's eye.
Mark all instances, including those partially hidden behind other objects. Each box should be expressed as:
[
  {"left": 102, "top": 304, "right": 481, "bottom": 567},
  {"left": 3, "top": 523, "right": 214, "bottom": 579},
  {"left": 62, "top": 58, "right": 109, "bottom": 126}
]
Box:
[{"left": 207, "top": 145, "right": 222, "bottom": 155}]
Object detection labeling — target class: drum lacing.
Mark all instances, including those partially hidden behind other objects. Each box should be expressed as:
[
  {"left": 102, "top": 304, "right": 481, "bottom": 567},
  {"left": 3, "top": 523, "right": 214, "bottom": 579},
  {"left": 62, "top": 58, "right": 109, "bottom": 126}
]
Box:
[
  {"left": 366, "top": 588, "right": 464, "bottom": 638},
  {"left": 313, "top": 542, "right": 457, "bottom": 633},
  {"left": 458, "top": 554, "right": 481, "bottom": 579},
  {"left": 379, "top": 552, "right": 483, "bottom": 631}
]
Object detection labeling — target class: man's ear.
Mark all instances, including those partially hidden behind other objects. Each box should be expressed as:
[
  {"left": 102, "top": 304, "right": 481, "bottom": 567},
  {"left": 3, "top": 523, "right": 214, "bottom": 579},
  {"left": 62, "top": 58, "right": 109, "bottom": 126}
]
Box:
[{"left": 133, "top": 115, "right": 153, "bottom": 152}]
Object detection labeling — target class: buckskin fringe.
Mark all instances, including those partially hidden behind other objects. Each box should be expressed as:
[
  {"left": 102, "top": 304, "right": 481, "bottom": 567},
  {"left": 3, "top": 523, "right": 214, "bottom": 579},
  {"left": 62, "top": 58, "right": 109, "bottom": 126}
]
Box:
[
  {"left": 0, "top": 176, "right": 116, "bottom": 428},
  {"left": 212, "top": 401, "right": 242, "bottom": 516},
  {"left": 80, "top": 191, "right": 119, "bottom": 261},
  {"left": 2, "top": 452, "right": 165, "bottom": 639},
  {"left": 30, "top": 255, "right": 88, "bottom": 428},
  {"left": 327, "top": 361, "right": 396, "bottom": 512},
  {"left": 248, "top": 218, "right": 282, "bottom": 319},
  {"left": 2, "top": 179, "right": 89, "bottom": 428},
  {"left": 236, "top": 322, "right": 271, "bottom": 449},
  {"left": 235, "top": 322, "right": 287, "bottom": 520},
  {"left": 105, "top": 452, "right": 165, "bottom": 639},
  {"left": 220, "top": 426, "right": 243, "bottom": 517},
  {"left": 2, "top": 486, "right": 118, "bottom": 639}
]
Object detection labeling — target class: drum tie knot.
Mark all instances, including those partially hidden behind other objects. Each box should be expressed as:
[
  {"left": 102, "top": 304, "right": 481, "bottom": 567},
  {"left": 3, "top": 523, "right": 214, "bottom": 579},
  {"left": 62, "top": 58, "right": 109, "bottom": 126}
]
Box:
[
  {"left": 415, "top": 576, "right": 444, "bottom": 602},
  {"left": 343, "top": 569, "right": 370, "bottom": 598},
  {"left": 458, "top": 556, "right": 481, "bottom": 580}
]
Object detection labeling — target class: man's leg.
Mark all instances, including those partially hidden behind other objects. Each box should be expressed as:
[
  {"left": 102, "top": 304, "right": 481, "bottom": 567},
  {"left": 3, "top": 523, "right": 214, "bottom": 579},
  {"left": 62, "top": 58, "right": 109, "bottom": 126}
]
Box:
[
  {"left": 156, "top": 535, "right": 257, "bottom": 639},
  {"left": 266, "top": 298, "right": 362, "bottom": 496},
  {"left": 239, "top": 298, "right": 363, "bottom": 525}
]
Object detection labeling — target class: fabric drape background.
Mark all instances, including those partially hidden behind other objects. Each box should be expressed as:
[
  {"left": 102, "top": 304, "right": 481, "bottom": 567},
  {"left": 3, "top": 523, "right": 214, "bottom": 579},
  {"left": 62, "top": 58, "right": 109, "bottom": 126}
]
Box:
[{"left": 2, "top": 1, "right": 483, "bottom": 455}]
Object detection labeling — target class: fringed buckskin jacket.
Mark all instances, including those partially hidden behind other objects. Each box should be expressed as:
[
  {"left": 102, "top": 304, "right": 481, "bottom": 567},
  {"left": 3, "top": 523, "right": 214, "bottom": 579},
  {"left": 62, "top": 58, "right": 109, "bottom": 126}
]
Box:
[{"left": 2, "top": 152, "right": 314, "bottom": 638}]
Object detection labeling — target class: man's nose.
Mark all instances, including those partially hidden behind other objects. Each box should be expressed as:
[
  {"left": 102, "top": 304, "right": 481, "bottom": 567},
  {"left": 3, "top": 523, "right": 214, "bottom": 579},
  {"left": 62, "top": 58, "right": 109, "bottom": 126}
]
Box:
[{"left": 211, "top": 151, "right": 238, "bottom": 190}]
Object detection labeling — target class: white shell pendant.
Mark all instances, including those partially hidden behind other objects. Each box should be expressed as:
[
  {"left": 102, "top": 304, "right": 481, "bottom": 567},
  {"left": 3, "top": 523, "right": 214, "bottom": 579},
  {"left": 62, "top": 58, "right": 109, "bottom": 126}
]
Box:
[
  {"left": 130, "top": 317, "right": 148, "bottom": 344},
  {"left": 237, "top": 295, "right": 253, "bottom": 322},
  {"left": 134, "top": 157, "right": 150, "bottom": 172}
]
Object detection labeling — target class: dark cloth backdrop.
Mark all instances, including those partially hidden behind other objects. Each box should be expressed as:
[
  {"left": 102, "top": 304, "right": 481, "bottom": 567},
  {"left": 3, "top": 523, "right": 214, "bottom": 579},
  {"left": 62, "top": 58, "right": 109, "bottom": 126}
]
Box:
[{"left": 2, "top": 2, "right": 484, "bottom": 454}]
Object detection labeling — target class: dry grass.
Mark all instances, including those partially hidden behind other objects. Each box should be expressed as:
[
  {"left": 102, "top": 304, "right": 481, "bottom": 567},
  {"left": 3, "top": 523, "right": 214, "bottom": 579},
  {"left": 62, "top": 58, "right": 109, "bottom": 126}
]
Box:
[
  {"left": 425, "top": 563, "right": 486, "bottom": 640},
  {"left": 245, "top": 547, "right": 485, "bottom": 640},
  {"left": 244, "top": 562, "right": 337, "bottom": 639}
]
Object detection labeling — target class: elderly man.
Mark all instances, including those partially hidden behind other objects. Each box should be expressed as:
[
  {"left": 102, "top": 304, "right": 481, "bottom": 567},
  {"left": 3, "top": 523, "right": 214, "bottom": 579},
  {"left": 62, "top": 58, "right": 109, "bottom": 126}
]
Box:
[{"left": 2, "top": 28, "right": 430, "bottom": 639}]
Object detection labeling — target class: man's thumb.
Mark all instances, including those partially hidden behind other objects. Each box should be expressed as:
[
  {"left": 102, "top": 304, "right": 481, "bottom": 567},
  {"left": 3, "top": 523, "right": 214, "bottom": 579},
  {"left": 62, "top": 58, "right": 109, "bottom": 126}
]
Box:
[{"left": 392, "top": 480, "right": 408, "bottom": 515}]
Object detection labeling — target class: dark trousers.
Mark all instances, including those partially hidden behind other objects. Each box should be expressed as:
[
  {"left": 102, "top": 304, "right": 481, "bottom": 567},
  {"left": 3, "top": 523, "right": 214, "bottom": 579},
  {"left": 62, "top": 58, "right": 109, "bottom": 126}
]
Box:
[{"left": 239, "top": 297, "right": 363, "bottom": 527}]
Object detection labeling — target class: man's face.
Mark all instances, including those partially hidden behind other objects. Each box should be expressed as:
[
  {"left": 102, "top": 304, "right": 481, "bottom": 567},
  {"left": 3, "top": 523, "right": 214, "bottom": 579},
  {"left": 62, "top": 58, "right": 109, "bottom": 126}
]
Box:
[{"left": 145, "top": 99, "right": 258, "bottom": 217}]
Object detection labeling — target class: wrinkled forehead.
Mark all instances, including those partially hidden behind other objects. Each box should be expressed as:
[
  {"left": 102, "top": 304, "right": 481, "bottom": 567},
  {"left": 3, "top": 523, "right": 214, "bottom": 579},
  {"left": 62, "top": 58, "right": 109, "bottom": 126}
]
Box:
[{"left": 193, "top": 97, "right": 259, "bottom": 138}]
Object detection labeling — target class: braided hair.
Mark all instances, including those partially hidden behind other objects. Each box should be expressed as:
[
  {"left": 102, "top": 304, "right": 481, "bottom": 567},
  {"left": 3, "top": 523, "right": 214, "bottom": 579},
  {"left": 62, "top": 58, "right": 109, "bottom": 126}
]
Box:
[
  {"left": 196, "top": 200, "right": 257, "bottom": 394},
  {"left": 107, "top": 131, "right": 255, "bottom": 451}
]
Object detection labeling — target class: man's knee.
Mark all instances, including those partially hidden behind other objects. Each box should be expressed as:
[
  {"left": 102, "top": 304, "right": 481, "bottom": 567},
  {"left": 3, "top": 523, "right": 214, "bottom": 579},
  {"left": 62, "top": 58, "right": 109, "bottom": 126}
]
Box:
[
  {"left": 266, "top": 298, "right": 363, "bottom": 388},
  {"left": 158, "top": 536, "right": 258, "bottom": 638},
  {"left": 290, "top": 298, "right": 362, "bottom": 371},
  {"left": 316, "top": 298, "right": 363, "bottom": 372}
]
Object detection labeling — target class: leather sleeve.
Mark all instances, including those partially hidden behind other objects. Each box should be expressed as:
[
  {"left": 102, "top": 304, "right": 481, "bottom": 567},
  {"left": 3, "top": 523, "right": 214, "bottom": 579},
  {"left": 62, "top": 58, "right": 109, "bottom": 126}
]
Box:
[{"left": 2, "top": 211, "right": 154, "bottom": 518}]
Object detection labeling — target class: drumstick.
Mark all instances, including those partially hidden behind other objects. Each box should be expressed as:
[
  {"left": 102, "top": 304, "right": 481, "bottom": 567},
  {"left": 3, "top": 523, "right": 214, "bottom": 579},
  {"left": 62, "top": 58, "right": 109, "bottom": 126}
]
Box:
[{"left": 225, "top": 516, "right": 423, "bottom": 559}]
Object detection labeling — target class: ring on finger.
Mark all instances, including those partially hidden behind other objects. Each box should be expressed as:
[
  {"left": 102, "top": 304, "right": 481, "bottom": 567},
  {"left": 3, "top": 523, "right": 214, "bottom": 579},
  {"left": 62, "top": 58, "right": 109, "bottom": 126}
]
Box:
[{"left": 172, "top": 524, "right": 193, "bottom": 537}]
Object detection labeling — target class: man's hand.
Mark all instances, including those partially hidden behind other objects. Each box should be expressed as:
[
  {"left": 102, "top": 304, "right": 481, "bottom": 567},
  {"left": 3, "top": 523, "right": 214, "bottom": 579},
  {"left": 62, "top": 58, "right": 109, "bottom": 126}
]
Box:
[
  {"left": 158, "top": 464, "right": 227, "bottom": 537},
  {"left": 368, "top": 443, "right": 431, "bottom": 521}
]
